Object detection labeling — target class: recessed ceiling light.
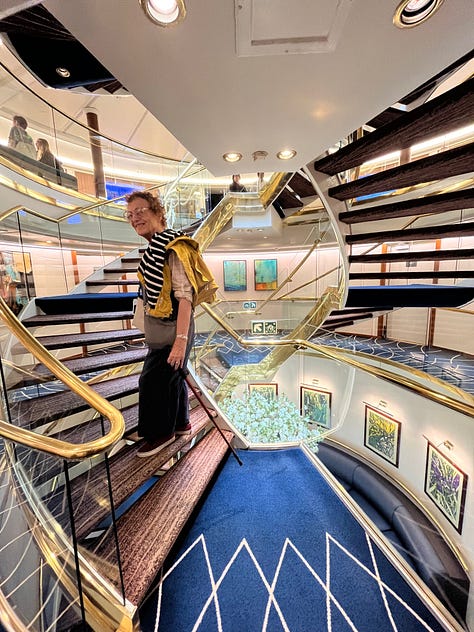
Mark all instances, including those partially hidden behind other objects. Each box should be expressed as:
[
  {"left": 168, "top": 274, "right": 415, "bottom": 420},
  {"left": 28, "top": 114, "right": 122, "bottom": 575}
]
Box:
[
  {"left": 223, "top": 152, "right": 242, "bottom": 163},
  {"left": 277, "top": 149, "right": 297, "bottom": 160},
  {"left": 393, "top": 0, "right": 444, "bottom": 28},
  {"left": 139, "top": 0, "right": 186, "bottom": 26},
  {"left": 56, "top": 67, "right": 71, "bottom": 78}
]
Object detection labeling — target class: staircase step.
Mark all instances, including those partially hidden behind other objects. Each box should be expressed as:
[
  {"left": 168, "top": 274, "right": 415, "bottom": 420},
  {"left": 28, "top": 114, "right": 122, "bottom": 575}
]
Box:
[
  {"left": 287, "top": 172, "right": 316, "bottom": 198},
  {"left": 349, "top": 248, "right": 474, "bottom": 264},
  {"left": 33, "top": 293, "right": 137, "bottom": 315},
  {"left": 46, "top": 408, "right": 212, "bottom": 541},
  {"left": 103, "top": 267, "right": 138, "bottom": 274},
  {"left": 16, "top": 404, "right": 141, "bottom": 486},
  {"left": 86, "top": 280, "right": 140, "bottom": 287},
  {"left": 346, "top": 285, "right": 474, "bottom": 308},
  {"left": 274, "top": 187, "right": 304, "bottom": 210},
  {"left": 32, "top": 346, "right": 147, "bottom": 381},
  {"left": 349, "top": 270, "right": 474, "bottom": 280},
  {"left": 313, "top": 77, "right": 474, "bottom": 175},
  {"left": 328, "top": 142, "right": 474, "bottom": 201},
  {"left": 14, "top": 328, "right": 144, "bottom": 351},
  {"left": 346, "top": 221, "right": 474, "bottom": 245},
  {"left": 340, "top": 188, "right": 474, "bottom": 224},
  {"left": 11, "top": 373, "right": 140, "bottom": 429},
  {"left": 23, "top": 311, "right": 134, "bottom": 327},
  {"left": 91, "top": 427, "right": 233, "bottom": 606}
]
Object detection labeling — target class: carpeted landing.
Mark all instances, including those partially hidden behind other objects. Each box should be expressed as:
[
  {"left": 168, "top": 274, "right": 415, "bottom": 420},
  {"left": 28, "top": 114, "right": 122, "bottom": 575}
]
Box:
[{"left": 139, "top": 449, "right": 448, "bottom": 631}]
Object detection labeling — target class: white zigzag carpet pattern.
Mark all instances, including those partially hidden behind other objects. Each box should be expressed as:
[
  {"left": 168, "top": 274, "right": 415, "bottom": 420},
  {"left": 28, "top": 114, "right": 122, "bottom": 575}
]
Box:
[{"left": 150, "top": 531, "right": 439, "bottom": 632}]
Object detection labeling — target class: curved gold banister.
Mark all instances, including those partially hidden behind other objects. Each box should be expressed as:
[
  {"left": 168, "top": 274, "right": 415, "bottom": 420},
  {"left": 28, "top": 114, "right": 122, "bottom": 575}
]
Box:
[
  {"left": 201, "top": 303, "right": 474, "bottom": 417},
  {"left": 0, "top": 298, "right": 124, "bottom": 459}
]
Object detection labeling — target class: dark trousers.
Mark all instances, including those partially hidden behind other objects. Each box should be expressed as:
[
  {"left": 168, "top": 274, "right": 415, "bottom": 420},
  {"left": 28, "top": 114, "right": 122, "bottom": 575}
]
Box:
[{"left": 137, "top": 328, "right": 194, "bottom": 441}]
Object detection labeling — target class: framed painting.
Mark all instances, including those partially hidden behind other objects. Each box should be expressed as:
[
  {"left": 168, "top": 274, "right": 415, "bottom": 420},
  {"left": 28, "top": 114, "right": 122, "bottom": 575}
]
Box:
[
  {"left": 248, "top": 383, "right": 278, "bottom": 400},
  {"left": 424, "top": 441, "right": 468, "bottom": 534},
  {"left": 254, "top": 258, "right": 277, "bottom": 291},
  {"left": 364, "top": 405, "right": 401, "bottom": 467},
  {"left": 300, "top": 385, "right": 331, "bottom": 429},
  {"left": 223, "top": 260, "right": 247, "bottom": 291}
]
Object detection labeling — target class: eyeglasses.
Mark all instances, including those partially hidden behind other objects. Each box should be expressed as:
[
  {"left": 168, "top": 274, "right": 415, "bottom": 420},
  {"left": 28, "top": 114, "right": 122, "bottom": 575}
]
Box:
[{"left": 123, "top": 207, "right": 151, "bottom": 222}]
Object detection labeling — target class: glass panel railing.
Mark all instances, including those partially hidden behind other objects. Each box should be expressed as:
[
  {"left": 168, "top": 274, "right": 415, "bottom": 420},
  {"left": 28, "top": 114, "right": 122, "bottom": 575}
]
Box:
[{"left": 0, "top": 300, "right": 131, "bottom": 631}]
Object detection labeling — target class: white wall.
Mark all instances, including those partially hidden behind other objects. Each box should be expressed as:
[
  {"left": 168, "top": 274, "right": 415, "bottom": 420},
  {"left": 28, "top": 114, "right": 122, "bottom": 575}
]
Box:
[{"left": 272, "top": 352, "right": 474, "bottom": 628}]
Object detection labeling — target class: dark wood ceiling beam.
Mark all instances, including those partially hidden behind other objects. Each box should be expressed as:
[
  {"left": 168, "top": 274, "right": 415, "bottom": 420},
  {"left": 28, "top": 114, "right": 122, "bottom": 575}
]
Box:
[
  {"left": 313, "top": 77, "right": 474, "bottom": 175},
  {"left": 349, "top": 270, "right": 474, "bottom": 280},
  {"left": 346, "top": 221, "right": 474, "bottom": 245},
  {"left": 340, "top": 188, "right": 474, "bottom": 224},
  {"left": 349, "top": 248, "right": 474, "bottom": 264},
  {"left": 329, "top": 143, "right": 474, "bottom": 201}
]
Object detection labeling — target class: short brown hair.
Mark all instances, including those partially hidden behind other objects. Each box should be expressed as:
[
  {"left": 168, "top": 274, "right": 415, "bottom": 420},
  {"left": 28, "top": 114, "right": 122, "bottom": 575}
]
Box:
[{"left": 125, "top": 191, "right": 167, "bottom": 224}]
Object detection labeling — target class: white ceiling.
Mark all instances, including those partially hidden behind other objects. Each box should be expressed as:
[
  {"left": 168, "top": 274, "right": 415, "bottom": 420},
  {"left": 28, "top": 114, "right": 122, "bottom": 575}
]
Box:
[{"left": 40, "top": 0, "right": 474, "bottom": 177}]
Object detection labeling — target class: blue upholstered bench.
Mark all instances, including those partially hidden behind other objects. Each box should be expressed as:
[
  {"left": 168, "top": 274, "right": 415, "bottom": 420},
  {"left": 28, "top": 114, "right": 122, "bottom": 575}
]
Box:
[{"left": 317, "top": 442, "right": 469, "bottom": 625}]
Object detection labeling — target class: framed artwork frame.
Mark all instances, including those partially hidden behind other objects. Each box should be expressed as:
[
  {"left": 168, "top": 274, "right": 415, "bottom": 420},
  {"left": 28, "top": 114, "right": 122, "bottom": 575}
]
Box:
[
  {"left": 254, "top": 258, "right": 277, "bottom": 291},
  {"left": 424, "top": 441, "right": 468, "bottom": 534},
  {"left": 300, "top": 385, "right": 331, "bottom": 429},
  {"left": 223, "top": 260, "right": 247, "bottom": 291},
  {"left": 248, "top": 383, "right": 278, "bottom": 400},
  {"left": 363, "top": 404, "right": 401, "bottom": 467}
]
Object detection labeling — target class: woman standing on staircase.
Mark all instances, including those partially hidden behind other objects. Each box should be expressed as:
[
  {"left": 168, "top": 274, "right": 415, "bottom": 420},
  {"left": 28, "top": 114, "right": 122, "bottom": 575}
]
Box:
[{"left": 125, "top": 191, "right": 217, "bottom": 457}]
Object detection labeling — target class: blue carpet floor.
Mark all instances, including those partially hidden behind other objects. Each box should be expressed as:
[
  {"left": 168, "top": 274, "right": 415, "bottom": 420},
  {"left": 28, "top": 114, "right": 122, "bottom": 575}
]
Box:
[{"left": 140, "top": 449, "right": 448, "bottom": 631}]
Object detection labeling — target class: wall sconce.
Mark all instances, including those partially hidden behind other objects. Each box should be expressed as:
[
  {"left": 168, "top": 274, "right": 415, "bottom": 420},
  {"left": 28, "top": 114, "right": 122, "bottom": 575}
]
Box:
[
  {"left": 393, "top": 0, "right": 445, "bottom": 28},
  {"left": 442, "top": 440, "right": 454, "bottom": 451},
  {"left": 312, "top": 378, "right": 319, "bottom": 385},
  {"left": 378, "top": 400, "right": 388, "bottom": 409},
  {"left": 139, "top": 0, "right": 186, "bottom": 26}
]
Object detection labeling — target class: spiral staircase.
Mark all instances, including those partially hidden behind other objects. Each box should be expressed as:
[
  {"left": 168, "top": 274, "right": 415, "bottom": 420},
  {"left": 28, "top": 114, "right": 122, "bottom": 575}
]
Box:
[{"left": 0, "top": 64, "right": 472, "bottom": 632}]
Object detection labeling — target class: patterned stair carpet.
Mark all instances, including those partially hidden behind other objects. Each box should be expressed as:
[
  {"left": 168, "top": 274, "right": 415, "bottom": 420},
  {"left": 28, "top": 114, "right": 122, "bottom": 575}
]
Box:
[{"left": 139, "top": 449, "right": 449, "bottom": 632}]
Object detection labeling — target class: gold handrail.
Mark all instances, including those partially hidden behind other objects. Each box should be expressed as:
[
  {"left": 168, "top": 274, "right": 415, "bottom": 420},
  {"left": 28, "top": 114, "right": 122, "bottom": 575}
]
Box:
[
  {"left": 0, "top": 298, "right": 124, "bottom": 459},
  {"left": 201, "top": 303, "right": 474, "bottom": 417}
]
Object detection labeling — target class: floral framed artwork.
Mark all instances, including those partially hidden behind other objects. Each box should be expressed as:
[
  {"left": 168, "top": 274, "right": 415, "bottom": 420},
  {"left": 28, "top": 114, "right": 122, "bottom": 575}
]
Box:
[
  {"left": 248, "top": 383, "right": 278, "bottom": 400},
  {"left": 254, "top": 258, "right": 277, "bottom": 291},
  {"left": 363, "top": 405, "right": 401, "bottom": 467},
  {"left": 424, "top": 441, "right": 468, "bottom": 534},
  {"left": 223, "top": 260, "right": 247, "bottom": 291},
  {"left": 300, "top": 386, "right": 331, "bottom": 429}
]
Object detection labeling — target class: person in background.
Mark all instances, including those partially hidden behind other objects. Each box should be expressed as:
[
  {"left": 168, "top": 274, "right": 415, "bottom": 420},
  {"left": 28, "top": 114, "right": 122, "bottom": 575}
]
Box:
[
  {"left": 125, "top": 191, "right": 217, "bottom": 457},
  {"left": 36, "top": 138, "right": 57, "bottom": 168},
  {"left": 36, "top": 138, "right": 65, "bottom": 183},
  {"left": 257, "top": 171, "right": 265, "bottom": 190},
  {"left": 229, "top": 174, "right": 247, "bottom": 192},
  {"left": 8, "top": 115, "right": 36, "bottom": 160}
]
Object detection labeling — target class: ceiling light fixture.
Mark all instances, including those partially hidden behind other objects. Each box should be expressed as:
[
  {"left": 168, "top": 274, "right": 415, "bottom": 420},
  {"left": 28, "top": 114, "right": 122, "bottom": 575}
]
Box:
[
  {"left": 277, "top": 149, "right": 297, "bottom": 160},
  {"left": 56, "top": 67, "right": 71, "bottom": 78},
  {"left": 223, "top": 152, "right": 242, "bottom": 163},
  {"left": 393, "top": 0, "right": 445, "bottom": 28},
  {"left": 139, "top": 0, "right": 186, "bottom": 26}
]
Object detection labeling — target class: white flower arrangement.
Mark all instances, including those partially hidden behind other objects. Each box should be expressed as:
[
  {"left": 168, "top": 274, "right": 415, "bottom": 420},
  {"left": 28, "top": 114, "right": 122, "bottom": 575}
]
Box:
[{"left": 221, "top": 390, "right": 322, "bottom": 444}]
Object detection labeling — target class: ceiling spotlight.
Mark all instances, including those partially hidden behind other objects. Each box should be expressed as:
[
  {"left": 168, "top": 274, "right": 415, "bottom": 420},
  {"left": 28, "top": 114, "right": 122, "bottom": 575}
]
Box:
[
  {"left": 393, "top": 0, "right": 445, "bottom": 28},
  {"left": 139, "top": 0, "right": 186, "bottom": 26},
  {"left": 223, "top": 152, "right": 242, "bottom": 163},
  {"left": 56, "top": 67, "right": 71, "bottom": 78},
  {"left": 277, "top": 149, "right": 297, "bottom": 160},
  {"left": 252, "top": 150, "right": 268, "bottom": 161}
]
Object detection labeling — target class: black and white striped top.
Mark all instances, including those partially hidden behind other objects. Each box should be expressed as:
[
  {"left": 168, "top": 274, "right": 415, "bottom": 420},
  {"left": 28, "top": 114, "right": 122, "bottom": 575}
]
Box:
[{"left": 138, "top": 228, "right": 184, "bottom": 309}]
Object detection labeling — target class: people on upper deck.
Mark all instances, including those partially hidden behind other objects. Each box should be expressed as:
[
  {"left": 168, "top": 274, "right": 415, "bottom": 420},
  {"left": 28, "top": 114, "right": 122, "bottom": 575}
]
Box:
[
  {"left": 8, "top": 115, "right": 36, "bottom": 160},
  {"left": 229, "top": 174, "right": 247, "bottom": 192}
]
